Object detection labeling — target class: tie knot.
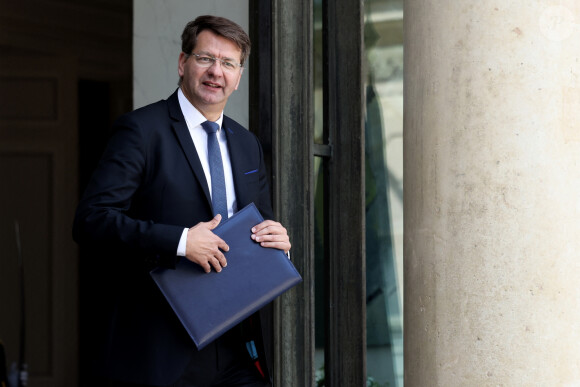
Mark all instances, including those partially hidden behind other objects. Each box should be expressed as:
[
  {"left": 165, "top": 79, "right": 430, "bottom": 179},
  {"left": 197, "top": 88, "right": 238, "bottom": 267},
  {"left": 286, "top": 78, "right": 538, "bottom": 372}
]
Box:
[{"left": 201, "top": 120, "right": 219, "bottom": 134}]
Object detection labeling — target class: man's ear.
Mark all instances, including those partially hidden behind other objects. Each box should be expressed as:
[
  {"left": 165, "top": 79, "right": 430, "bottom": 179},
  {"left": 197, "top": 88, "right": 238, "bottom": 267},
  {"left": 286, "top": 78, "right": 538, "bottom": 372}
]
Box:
[
  {"left": 234, "top": 68, "right": 243, "bottom": 90},
  {"left": 178, "top": 52, "right": 188, "bottom": 77}
]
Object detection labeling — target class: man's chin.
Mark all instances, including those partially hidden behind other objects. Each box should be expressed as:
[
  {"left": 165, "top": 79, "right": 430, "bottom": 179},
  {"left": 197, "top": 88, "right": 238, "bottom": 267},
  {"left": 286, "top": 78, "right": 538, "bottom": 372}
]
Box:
[{"left": 200, "top": 93, "right": 226, "bottom": 106}]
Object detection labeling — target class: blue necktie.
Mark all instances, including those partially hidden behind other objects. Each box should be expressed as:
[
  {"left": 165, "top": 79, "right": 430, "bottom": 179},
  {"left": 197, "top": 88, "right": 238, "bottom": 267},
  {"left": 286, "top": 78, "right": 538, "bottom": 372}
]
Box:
[{"left": 201, "top": 121, "right": 228, "bottom": 219}]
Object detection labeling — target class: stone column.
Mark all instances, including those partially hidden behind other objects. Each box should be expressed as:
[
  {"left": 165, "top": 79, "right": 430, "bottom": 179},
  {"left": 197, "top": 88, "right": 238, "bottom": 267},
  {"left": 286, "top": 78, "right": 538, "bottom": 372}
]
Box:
[{"left": 404, "top": 1, "right": 580, "bottom": 386}]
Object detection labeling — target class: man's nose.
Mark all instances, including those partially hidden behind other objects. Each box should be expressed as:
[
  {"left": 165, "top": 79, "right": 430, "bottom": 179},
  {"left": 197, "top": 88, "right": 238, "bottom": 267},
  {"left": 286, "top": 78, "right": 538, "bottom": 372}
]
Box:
[{"left": 207, "top": 59, "right": 224, "bottom": 75}]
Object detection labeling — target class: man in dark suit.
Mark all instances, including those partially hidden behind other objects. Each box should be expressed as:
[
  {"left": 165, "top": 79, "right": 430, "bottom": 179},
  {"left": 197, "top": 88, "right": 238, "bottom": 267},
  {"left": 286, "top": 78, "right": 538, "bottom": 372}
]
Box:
[{"left": 73, "top": 15, "right": 290, "bottom": 387}]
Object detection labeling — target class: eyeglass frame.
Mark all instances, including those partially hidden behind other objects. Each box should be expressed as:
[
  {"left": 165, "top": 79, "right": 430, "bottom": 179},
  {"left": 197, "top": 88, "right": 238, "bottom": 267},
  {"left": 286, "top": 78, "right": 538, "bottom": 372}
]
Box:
[{"left": 186, "top": 52, "right": 244, "bottom": 72}]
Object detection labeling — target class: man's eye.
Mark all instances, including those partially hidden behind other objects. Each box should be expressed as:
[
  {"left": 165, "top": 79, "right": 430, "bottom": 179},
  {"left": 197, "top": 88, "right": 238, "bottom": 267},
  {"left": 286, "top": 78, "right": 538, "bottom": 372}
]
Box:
[
  {"left": 222, "top": 61, "right": 236, "bottom": 70},
  {"left": 198, "top": 56, "right": 213, "bottom": 63}
]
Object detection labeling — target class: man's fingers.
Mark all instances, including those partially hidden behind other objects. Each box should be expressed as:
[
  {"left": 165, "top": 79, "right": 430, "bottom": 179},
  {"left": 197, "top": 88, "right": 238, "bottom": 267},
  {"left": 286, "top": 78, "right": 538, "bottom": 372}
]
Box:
[
  {"left": 201, "top": 261, "right": 212, "bottom": 273},
  {"left": 217, "top": 238, "right": 229, "bottom": 252},
  {"left": 207, "top": 214, "right": 223, "bottom": 230},
  {"left": 204, "top": 215, "right": 229, "bottom": 251},
  {"left": 186, "top": 217, "right": 229, "bottom": 272},
  {"left": 251, "top": 229, "right": 291, "bottom": 253},
  {"left": 193, "top": 250, "right": 227, "bottom": 273},
  {"left": 251, "top": 229, "right": 288, "bottom": 243},
  {"left": 210, "top": 250, "right": 227, "bottom": 272},
  {"left": 185, "top": 250, "right": 227, "bottom": 273},
  {"left": 210, "top": 257, "right": 223, "bottom": 273},
  {"left": 257, "top": 240, "right": 291, "bottom": 252},
  {"left": 251, "top": 220, "right": 283, "bottom": 234},
  {"left": 216, "top": 251, "right": 227, "bottom": 267},
  {"left": 249, "top": 219, "right": 291, "bottom": 254}
]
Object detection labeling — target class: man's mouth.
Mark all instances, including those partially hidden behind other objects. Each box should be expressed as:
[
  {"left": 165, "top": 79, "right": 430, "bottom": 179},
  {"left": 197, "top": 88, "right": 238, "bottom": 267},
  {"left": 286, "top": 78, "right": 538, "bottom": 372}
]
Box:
[{"left": 203, "top": 81, "right": 222, "bottom": 89}]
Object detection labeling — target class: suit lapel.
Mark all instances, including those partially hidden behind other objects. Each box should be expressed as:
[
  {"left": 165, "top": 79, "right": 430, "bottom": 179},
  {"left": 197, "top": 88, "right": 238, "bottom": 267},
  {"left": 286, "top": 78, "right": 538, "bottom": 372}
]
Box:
[
  {"left": 167, "top": 91, "right": 212, "bottom": 207},
  {"left": 223, "top": 118, "right": 251, "bottom": 209}
]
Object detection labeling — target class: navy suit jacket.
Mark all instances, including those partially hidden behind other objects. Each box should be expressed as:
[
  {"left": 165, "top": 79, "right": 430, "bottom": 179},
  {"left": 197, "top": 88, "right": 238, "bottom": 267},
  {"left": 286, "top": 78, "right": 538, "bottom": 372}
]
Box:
[{"left": 73, "top": 90, "right": 273, "bottom": 385}]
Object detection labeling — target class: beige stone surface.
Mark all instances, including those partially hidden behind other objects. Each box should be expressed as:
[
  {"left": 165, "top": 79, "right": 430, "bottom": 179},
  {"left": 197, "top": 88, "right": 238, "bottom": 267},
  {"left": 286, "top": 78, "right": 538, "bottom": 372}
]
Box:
[{"left": 404, "top": 1, "right": 580, "bottom": 386}]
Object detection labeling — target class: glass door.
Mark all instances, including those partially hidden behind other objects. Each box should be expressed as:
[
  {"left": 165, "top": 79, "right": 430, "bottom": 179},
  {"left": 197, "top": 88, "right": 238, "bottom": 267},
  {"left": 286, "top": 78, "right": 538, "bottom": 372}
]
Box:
[{"left": 364, "top": 0, "right": 404, "bottom": 386}]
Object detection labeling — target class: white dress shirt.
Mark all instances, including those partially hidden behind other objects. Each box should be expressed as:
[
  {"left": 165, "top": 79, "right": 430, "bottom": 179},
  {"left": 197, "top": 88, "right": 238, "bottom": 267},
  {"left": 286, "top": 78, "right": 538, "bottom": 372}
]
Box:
[{"left": 176, "top": 88, "right": 237, "bottom": 256}]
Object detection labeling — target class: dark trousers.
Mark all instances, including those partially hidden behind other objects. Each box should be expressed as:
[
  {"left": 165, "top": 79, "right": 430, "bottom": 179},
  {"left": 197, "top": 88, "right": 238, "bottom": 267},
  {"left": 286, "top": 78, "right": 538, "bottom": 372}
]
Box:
[
  {"left": 168, "top": 329, "right": 269, "bottom": 387},
  {"left": 107, "top": 329, "right": 268, "bottom": 387}
]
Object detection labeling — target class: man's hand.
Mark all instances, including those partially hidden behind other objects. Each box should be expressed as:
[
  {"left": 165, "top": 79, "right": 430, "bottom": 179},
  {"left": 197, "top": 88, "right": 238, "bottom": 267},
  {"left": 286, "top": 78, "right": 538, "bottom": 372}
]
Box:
[
  {"left": 185, "top": 214, "right": 229, "bottom": 273},
  {"left": 251, "top": 220, "right": 291, "bottom": 254}
]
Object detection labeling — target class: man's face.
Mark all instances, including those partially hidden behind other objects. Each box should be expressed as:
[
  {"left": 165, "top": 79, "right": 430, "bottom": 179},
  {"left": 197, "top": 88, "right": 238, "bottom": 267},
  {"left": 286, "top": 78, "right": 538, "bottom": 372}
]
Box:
[{"left": 178, "top": 29, "right": 243, "bottom": 120}]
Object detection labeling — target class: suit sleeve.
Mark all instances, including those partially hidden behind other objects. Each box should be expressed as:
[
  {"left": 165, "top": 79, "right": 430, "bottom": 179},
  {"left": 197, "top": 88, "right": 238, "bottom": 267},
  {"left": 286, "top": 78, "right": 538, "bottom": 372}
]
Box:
[{"left": 72, "top": 113, "right": 183, "bottom": 266}]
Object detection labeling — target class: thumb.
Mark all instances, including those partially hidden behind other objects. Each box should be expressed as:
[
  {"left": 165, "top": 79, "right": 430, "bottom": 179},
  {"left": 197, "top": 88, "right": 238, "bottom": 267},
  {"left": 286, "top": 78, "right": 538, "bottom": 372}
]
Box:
[{"left": 207, "top": 214, "right": 222, "bottom": 230}]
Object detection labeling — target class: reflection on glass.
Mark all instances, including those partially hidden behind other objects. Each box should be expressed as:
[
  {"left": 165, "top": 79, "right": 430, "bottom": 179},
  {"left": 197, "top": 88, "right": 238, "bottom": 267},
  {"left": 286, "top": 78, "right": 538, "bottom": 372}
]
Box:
[
  {"left": 314, "top": 155, "right": 325, "bottom": 383},
  {"left": 364, "top": 0, "right": 404, "bottom": 386},
  {"left": 314, "top": 0, "right": 324, "bottom": 145},
  {"left": 313, "top": 0, "right": 326, "bottom": 383}
]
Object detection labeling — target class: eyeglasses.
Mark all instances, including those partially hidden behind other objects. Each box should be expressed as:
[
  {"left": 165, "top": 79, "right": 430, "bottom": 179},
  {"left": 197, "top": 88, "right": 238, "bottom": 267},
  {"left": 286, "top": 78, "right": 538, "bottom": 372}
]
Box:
[{"left": 188, "top": 52, "right": 243, "bottom": 73}]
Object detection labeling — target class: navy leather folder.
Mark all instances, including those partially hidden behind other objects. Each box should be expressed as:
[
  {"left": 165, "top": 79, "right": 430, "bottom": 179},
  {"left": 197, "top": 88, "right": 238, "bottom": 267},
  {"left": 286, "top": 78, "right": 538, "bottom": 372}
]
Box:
[{"left": 150, "top": 203, "right": 302, "bottom": 349}]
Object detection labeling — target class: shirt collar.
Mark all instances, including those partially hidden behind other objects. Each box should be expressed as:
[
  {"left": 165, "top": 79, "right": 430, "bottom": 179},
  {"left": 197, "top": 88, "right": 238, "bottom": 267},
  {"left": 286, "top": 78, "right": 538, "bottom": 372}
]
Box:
[{"left": 177, "top": 88, "right": 224, "bottom": 130}]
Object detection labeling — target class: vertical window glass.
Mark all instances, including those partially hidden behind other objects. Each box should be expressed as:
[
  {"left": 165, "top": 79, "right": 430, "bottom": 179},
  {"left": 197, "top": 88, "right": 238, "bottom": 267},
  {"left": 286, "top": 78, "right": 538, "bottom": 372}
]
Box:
[
  {"left": 364, "top": 0, "right": 404, "bottom": 386},
  {"left": 313, "top": 0, "right": 326, "bottom": 384},
  {"left": 314, "top": 155, "right": 325, "bottom": 383},
  {"left": 314, "top": 0, "right": 324, "bottom": 145}
]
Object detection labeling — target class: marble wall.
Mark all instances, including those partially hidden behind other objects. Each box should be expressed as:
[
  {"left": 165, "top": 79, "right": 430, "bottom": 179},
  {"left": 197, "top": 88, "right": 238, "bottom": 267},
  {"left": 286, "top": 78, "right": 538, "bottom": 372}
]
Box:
[
  {"left": 404, "top": 2, "right": 580, "bottom": 385},
  {"left": 133, "top": 0, "right": 249, "bottom": 127}
]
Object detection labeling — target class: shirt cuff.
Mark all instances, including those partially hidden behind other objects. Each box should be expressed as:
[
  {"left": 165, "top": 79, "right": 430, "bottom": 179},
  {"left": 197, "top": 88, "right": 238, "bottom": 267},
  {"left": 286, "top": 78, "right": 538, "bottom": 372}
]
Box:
[{"left": 176, "top": 228, "right": 188, "bottom": 256}]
